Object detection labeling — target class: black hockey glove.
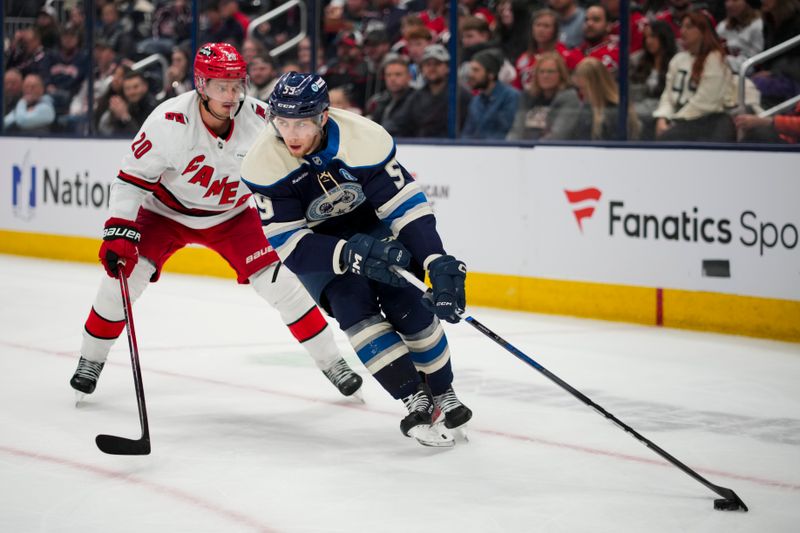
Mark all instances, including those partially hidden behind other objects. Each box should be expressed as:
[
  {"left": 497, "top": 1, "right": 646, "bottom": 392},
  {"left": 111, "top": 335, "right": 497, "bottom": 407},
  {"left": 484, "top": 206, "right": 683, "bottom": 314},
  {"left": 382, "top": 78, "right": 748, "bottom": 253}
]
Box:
[
  {"left": 423, "top": 255, "right": 466, "bottom": 323},
  {"left": 341, "top": 234, "right": 410, "bottom": 287}
]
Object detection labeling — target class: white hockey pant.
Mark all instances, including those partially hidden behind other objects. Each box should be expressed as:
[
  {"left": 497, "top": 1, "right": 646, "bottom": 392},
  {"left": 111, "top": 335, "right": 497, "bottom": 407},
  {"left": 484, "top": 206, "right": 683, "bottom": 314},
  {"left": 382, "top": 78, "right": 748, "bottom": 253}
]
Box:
[{"left": 250, "top": 263, "right": 342, "bottom": 371}]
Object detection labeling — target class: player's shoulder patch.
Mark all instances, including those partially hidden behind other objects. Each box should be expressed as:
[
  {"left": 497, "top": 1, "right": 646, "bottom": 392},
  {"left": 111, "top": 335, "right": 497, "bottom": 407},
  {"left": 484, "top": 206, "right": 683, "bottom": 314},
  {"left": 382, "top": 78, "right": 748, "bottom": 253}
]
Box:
[
  {"left": 146, "top": 93, "right": 195, "bottom": 130},
  {"left": 329, "top": 108, "right": 394, "bottom": 168},
  {"left": 241, "top": 129, "right": 301, "bottom": 187},
  {"left": 243, "top": 95, "right": 269, "bottom": 121}
]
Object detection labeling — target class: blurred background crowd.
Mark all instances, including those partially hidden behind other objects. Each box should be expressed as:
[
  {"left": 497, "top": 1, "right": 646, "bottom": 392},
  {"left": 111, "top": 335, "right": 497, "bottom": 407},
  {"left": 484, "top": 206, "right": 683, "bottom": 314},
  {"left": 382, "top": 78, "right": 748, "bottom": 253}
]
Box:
[{"left": 3, "top": 0, "right": 799, "bottom": 143}]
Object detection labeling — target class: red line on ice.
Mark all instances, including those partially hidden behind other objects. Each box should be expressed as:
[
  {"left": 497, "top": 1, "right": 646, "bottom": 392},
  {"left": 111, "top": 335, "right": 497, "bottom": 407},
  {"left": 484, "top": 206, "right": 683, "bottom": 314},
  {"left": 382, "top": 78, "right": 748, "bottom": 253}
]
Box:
[
  {"left": 0, "top": 445, "right": 278, "bottom": 532},
  {"left": 6, "top": 340, "right": 800, "bottom": 493}
]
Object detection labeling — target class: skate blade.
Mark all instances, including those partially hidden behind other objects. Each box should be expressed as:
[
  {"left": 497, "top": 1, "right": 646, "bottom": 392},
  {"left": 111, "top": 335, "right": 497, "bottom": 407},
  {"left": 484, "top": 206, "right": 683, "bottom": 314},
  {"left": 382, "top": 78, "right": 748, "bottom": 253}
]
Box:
[
  {"left": 408, "top": 422, "right": 455, "bottom": 448},
  {"left": 349, "top": 388, "right": 366, "bottom": 403},
  {"left": 433, "top": 411, "right": 469, "bottom": 442},
  {"left": 74, "top": 391, "right": 86, "bottom": 406},
  {"left": 452, "top": 425, "right": 469, "bottom": 443}
]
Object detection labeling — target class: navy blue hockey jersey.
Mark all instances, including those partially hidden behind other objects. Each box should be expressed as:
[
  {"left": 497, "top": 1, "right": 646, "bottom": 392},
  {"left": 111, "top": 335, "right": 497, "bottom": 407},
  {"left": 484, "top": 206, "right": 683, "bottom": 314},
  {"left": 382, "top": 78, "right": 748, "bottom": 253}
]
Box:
[{"left": 240, "top": 108, "right": 446, "bottom": 277}]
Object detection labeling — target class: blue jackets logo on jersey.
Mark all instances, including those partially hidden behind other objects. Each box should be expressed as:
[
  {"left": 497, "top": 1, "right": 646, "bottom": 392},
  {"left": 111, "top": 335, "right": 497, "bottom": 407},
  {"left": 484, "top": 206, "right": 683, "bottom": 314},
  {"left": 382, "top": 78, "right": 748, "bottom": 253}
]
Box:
[
  {"left": 306, "top": 183, "right": 366, "bottom": 221},
  {"left": 338, "top": 168, "right": 357, "bottom": 182}
]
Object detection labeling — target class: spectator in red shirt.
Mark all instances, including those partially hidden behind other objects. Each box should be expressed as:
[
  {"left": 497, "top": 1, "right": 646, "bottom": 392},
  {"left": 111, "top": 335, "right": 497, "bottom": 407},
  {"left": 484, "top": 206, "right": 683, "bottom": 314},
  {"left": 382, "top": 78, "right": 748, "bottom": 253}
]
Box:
[
  {"left": 515, "top": 9, "right": 581, "bottom": 90},
  {"left": 655, "top": 0, "right": 694, "bottom": 39},
  {"left": 461, "top": 0, "right": 496, "bottom": 27},
  {"left": 219, "top": 0, "right": 250, "bottom": 35},
  {"left": 602, "top": 0, "right": 647, "bottom": 51},
  {"left": 420, "top": 0, "right": 448, "bottom": 38},
  {"left": 574, "top": 4, "right": 620, "bottom": 72}
]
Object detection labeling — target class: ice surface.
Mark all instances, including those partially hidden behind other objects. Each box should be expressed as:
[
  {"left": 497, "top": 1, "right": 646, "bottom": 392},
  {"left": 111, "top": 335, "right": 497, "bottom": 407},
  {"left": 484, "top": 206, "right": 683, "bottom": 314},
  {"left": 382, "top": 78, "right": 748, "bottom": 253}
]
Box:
[{"left": 1, "top": 255, "right": 798, "bottom": 532}]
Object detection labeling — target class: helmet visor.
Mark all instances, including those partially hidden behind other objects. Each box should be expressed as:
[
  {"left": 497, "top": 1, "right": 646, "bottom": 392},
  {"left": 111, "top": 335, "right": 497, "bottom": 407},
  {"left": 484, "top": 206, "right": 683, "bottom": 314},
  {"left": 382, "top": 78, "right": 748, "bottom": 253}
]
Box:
[{"left": 204, "top": 77, "right": 248, "bottom": 104}]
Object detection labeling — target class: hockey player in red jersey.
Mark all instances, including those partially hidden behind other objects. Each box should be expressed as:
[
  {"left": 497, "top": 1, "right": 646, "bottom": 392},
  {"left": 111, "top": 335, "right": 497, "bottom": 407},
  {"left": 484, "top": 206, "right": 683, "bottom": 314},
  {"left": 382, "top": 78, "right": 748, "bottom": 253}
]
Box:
[{"left": 70, "top": 43, "right": 363, "bottom": 400}]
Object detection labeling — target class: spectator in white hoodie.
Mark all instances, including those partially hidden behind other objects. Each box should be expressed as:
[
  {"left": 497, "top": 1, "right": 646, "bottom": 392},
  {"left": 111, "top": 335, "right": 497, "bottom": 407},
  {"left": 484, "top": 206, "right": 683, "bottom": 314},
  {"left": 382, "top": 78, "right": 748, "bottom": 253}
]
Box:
[{"left": 654, "top": 10, "right": 736, "bottom": 142}]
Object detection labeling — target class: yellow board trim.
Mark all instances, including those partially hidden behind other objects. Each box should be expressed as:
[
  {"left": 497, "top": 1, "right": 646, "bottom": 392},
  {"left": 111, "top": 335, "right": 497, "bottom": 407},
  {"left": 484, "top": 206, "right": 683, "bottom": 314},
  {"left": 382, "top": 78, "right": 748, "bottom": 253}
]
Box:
[
  {"left": 0, "top": 230, "right": 235, "bottom": 280},
  {"left": 2, "top": 229, "right": 798, "bottom": 342}
]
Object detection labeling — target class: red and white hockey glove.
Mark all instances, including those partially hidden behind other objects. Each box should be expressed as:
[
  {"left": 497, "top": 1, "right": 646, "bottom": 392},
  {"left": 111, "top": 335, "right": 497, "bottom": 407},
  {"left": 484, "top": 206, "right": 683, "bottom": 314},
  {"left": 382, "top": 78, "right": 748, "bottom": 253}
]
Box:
[{"left": 99, "top": 217, "right": 141, "bottom": 278}]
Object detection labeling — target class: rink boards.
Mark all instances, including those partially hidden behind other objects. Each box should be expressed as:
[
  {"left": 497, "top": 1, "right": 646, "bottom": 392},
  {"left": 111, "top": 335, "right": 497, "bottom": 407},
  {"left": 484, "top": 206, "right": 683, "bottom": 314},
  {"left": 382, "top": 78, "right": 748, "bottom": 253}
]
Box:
[{"left": 1, "top": 137, "right": 798, "bottom": 341}]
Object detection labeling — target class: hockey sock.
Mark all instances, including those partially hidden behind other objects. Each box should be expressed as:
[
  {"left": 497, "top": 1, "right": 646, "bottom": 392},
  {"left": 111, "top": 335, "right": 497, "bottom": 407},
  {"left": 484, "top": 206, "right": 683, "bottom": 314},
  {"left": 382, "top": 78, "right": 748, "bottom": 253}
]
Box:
[
  {"left": 400, "top": 320, "right": 453, "bottom": 395},
  {"left": 345, "top": 315, "right": 420, "bottom": 399}
]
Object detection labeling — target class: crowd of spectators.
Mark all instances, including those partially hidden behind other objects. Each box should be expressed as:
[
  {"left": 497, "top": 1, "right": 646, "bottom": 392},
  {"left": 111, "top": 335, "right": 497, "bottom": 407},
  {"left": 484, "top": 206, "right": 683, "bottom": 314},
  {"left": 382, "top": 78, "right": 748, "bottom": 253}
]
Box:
[{"left": 3, "top": 0, "right": 799, "bottom": 143}]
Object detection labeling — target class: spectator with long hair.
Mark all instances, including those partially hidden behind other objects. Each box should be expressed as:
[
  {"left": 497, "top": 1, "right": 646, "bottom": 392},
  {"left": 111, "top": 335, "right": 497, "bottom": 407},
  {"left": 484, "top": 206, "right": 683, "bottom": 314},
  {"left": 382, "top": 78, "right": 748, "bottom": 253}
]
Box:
[
  {"left": 507, "top": 52, "right": 580, "bottom": 140},
  {"left": 654, "top": 11, "right": 736, "bottom": 142},
  {"left": 163, "top": 47, "right": 193, "bottom": 100},
  {"left": 494, "top": 0, "right": 532, "bottom": 63},
  {"left": 630, "top": 20, "right": 678, "bottom": 138},
  {"left": 716, "top": 0, "right": 764, "bottom": 72},
  {"left": 572, "top": 57, "right": 640, "bottom": 139},
  {"left": 515, "top": 9, "right": 581, "bottom": 89}
]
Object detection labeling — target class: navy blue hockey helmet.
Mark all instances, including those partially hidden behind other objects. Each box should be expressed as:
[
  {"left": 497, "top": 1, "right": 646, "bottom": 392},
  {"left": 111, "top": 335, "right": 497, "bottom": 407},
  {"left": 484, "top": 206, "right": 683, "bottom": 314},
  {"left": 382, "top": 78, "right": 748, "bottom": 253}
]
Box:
[{"left": 268, "top": 72, "right": 330, "bottom": 119}]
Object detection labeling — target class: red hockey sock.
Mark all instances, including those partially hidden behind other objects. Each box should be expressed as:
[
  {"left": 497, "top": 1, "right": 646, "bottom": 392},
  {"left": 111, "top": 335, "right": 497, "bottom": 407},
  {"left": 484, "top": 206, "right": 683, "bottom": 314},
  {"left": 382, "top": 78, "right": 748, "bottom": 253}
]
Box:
[
  {"left": 286, "top": 307, "right": 328, "bottom": 343},
  {"left": 84, "top": 307, "right": 125, "bottom": 340}
]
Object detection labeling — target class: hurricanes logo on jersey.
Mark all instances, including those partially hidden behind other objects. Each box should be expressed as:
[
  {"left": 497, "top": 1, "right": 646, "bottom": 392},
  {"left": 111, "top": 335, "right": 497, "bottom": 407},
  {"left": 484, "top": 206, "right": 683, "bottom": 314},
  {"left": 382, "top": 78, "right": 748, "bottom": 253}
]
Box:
[{"left": 182, "top": 155, "right": 240, "bottom": 205}]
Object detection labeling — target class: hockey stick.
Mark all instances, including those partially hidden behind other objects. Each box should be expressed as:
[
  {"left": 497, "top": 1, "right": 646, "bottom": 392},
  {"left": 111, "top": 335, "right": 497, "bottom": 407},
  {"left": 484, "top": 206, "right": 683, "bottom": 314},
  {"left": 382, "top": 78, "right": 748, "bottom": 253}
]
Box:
[
  {"left": 95, "top": 270, "right": 151, "bottom": 455},
  {"left": 392, "top": 267, "right": 748, "bottom": 512}
]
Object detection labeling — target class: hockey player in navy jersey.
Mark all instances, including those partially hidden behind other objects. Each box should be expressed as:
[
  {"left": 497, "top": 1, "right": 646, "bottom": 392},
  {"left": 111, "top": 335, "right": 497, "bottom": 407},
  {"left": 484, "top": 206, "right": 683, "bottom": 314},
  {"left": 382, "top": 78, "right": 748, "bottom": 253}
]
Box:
[
  {"left": 240, "top": 72, "right": 472, "bottom": 447},
  {"left": 70, "top": 44, "right": 363, "bottom": 401}
]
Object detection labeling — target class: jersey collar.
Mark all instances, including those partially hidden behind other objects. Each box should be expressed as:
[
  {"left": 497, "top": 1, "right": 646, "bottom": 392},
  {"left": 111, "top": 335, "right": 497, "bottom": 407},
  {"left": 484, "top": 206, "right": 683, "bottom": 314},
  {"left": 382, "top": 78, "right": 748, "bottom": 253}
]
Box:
[{"left": 202, "top": 117, "right": 236, "bottom": 142}]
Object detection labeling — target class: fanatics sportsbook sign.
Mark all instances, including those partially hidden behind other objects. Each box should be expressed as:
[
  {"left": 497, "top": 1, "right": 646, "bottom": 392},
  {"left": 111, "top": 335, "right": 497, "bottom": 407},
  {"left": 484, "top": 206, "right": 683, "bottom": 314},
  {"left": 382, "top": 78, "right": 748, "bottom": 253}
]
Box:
[
  {"left": 396, "top": 144, "right": 799, "bottom": 302},
  {"left": 1, "top": 137, "right": 798, "bottom": 302}
]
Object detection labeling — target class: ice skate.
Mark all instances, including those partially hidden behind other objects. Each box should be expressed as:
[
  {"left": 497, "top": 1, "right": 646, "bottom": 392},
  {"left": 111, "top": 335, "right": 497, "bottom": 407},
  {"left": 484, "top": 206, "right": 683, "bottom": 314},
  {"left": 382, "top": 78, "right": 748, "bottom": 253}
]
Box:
[
  {"left": 70, "top": 356, "right": 104, "bottom": 403},
  {"left": 322, "top": 358, "right": 364, "bottom": 401},
  {"left": 434, "top": 386, "right": 472, "bottom": 441},
  {"left": 401, "top": 383, "right": 454, "bottom": 447}
]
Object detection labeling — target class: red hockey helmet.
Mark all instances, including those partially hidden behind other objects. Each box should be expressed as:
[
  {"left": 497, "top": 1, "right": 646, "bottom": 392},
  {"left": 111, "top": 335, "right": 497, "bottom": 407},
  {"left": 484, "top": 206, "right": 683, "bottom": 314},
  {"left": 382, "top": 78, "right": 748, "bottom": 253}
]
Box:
[{"left": 193, "top": 43, "right": 248, "bottom": 99}]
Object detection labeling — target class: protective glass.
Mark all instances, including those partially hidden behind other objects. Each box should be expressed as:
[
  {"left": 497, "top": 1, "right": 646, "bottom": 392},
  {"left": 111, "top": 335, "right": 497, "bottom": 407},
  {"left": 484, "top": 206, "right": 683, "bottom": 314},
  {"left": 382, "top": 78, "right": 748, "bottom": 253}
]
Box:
[{"left": 203, "top": 77, "right": 248, "bottom": 103}]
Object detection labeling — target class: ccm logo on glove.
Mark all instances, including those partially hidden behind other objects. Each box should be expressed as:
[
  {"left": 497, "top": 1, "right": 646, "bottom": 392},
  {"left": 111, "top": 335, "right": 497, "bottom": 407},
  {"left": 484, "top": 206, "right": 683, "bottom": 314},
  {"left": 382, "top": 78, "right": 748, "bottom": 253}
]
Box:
[{"left": 341, "top": 234, "right": 410, "bottom": 287}]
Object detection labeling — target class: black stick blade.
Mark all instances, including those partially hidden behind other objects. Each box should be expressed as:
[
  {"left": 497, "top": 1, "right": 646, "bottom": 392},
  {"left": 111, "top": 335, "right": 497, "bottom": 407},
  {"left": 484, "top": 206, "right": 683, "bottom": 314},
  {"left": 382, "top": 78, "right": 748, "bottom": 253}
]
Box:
[
  {"left": 96, "top": 434, "right": 151, "bottom": 455},
  {"left": 713, "top": 488, "right": 748, "bottom": 512}
]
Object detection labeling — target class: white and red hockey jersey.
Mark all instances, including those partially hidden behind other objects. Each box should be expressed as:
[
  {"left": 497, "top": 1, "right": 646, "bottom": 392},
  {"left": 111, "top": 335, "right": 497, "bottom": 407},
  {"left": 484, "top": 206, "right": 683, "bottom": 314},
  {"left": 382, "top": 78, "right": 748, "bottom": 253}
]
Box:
[{"left": 110, "top": 91, "right": 271, "bottom": 229}]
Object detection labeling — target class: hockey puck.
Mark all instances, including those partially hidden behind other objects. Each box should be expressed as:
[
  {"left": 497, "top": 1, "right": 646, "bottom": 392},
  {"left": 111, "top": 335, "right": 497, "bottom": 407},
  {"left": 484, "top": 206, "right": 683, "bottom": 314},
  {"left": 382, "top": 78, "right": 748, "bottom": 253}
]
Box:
[{"left": 713, "top": 498, "right": 741, "bottom": 511}]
